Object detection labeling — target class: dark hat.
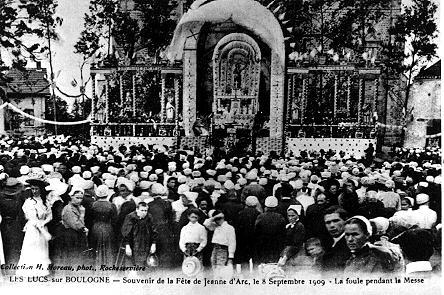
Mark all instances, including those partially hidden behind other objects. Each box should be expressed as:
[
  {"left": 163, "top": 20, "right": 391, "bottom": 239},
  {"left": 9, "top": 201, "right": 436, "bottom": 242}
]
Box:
[{"left": 26, "top": 178, "right": 49, "bottom": 188}]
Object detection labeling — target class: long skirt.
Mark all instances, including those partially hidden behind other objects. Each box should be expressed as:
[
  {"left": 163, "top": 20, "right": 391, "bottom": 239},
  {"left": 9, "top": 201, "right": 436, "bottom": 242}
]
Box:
[
  {"left": 16, "top": 223, "right": 51, "bottom": 277},
  {"left": 0, "top": 227, "right": 4, "bottom": 265},
  {"left": 155, "top": 223, "right": 174, "bottom": 268},
  {"left": 184, "top": 242, "right": 202, "bottom": 262},
  {"left": 211, "top": 244, "right": 231, "bottom": 279},
  {"left": 59, "top": 228, "right": 89, "bottom": 267},
  {"left": 90, "top": 221, "right": 116, "bottom": 267},
  {"left": 1, "top": 218, "right": 24, "bottom": 268}
]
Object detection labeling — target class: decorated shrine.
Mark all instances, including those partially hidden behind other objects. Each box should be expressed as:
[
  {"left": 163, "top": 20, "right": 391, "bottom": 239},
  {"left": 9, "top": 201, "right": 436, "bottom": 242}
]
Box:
[{"left": 90, "top": 0, "right": 396, "bottom": 156}]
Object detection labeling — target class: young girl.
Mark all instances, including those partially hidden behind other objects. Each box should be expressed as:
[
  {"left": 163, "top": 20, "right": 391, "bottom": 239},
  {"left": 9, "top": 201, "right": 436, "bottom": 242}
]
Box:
[{"left": 179, "top": 208, "right": 207, "bottom": 262}]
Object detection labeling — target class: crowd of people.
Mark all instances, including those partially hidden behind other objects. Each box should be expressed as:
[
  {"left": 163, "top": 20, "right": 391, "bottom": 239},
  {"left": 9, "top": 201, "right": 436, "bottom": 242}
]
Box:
[{"left": 0, "top": 134, "right": 441, "bottom": 279}]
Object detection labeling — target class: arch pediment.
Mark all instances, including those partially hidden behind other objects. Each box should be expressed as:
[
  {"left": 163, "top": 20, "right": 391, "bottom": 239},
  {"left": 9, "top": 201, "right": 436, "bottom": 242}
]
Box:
[{"left": 167, "top": 0, "right": 284, "bottom": 67}]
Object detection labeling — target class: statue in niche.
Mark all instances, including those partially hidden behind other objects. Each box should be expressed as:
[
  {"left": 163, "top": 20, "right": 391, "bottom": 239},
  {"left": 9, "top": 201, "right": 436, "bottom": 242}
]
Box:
[
  {"left": 120, "top": 91, "right": 133, "bottom": 117},
  {"left": 233, "top": 62, "right": 247, "bottom": 90},
  {"left": 166, "top": 96, "right": 175, "bottom": 122}
]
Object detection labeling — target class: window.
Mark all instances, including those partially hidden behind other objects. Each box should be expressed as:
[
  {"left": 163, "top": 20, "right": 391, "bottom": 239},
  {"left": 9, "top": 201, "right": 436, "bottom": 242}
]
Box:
[{"left": 24, "top": 109, "right": 34, "bottom": 127}]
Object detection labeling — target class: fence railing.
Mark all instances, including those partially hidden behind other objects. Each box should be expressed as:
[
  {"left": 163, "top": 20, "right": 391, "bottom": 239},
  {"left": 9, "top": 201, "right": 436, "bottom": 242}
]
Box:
[
  {"left": 286, "top": 124, "right": 377, "bottom": 139},
  {"left": 91, "top": 123, "right": 177, "bottom": 137}
]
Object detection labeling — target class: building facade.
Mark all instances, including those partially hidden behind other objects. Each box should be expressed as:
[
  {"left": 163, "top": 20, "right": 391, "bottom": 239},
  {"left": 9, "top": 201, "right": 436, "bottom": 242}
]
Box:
[
  {"left": 91, "top": 0, "right": 405, "bottom": 156},
  {"left": 405, "top": 60, "right": 441, "bottom": 148},
  {"left": 0, "top": 68, "right": 49, "bottom": 136}
]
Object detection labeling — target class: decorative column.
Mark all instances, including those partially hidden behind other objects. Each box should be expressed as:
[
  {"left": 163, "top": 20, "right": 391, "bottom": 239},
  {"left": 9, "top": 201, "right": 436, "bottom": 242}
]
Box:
[
  {"left": 333, "top": 74, "right": 338, "bottom": 119},
  {"left": 346, "top": 76, "right": 351, "bottom": 117},
  {"left": 160, "top": 73, "right": 166, "bottom": 123},
  {"left": 269, "top": 51, "right": 285, "bottom": 138},
  {"left": 91, "top": 73, "right": 96, "bottom": 120},
  {"left": 301, "top": 76, "right": 307, "bottom": 125},
  {"left": 132, "top": 72, "right": 136, "bottom": 117},
  {"left": 183, "top": 49, "right": 197, "bottom": 136},
  {"left": 358, "top": 77, "right": 364, "bottom": 124},
  {"left": 119, "top": 73, "right": 124, "bottom": 107},
  {"left": 373, "top": 77, "right": 379, "bottom": 115},
  {"left": 284, "top": 75, "right": 292, "bottom": 139},
  {"left": 105, "top": 75, "right": 110, "bottom": 123},
  {"left": 174, "top": 75, "right": 180, "bottom": 146}
]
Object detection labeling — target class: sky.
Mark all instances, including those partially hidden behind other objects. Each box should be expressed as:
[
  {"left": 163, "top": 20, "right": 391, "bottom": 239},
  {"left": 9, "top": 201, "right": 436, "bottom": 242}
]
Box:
[{"left": 18, "top": 0, "right": 442, "bottom": 109}]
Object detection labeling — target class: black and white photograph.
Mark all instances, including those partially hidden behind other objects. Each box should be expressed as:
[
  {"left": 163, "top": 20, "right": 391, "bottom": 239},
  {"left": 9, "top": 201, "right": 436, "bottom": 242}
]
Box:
[{"left": 0, "top": 0, "right": 441, "bottom": 294}]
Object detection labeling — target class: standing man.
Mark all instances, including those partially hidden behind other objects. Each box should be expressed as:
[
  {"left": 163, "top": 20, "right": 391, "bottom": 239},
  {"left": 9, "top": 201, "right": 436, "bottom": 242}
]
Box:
[
  {"left": 412, "top": 193, "right": 437, "bottom": 229},
  {"left": 254, "top": 196, "right": 286, "bottom": 264},
  {"left": 121, "top": 202, "right": 158, "bottom": 267},
  {"left": 319, "top": 206, "right": 350, "bottom": 272}
]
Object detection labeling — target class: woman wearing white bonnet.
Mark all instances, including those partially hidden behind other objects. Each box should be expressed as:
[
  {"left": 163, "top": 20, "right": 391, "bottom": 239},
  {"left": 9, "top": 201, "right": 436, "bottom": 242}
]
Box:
[
  {"left": 278, "top": 205, "right": 305, "bottom": 267},
  {"left": 343, "top": 215, "right": 402, "bottom": 273}
]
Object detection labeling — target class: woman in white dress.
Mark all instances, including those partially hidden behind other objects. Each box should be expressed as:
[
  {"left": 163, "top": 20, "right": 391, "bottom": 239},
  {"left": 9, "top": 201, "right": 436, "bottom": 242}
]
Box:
[{"left": 16, "top": 179, "right": 52, "bottom": 277}]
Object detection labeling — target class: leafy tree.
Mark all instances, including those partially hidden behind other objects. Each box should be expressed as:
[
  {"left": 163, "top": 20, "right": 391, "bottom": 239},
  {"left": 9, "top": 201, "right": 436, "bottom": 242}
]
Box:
[
  {"left": 0, "top": 0, "right": 56, "bottom": 81},
  {"left": 383, "top": 0, "right": 438, "bottom": 112},
  {"left": 74, "top": 0, "right": 119, "bottom": 61},
  {"left": 75, "top": 0, "right": 176, "bottom": 64},
  {"left": 133, "top": 0, "right": 177, "bottom": 56}
]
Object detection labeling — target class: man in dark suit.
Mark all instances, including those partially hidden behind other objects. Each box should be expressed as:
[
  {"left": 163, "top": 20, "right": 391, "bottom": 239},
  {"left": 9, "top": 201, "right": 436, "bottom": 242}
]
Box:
[{"left": 319, "top": 206, "right": 351, "bottom": 272}]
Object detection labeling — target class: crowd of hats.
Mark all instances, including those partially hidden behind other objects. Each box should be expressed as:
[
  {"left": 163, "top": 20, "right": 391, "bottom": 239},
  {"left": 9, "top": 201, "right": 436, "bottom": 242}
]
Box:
[{"left": 0, "top": 134, "right": 440, "bottom": 207}]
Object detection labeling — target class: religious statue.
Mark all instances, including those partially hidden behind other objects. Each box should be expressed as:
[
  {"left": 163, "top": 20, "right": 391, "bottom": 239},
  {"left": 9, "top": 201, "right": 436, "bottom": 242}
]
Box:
[
  {"left": 165, "top": 96, "right": 175, "bottom": 122},
  {"left": 233, "top": 62, "right": 246, "bottom": 90}
]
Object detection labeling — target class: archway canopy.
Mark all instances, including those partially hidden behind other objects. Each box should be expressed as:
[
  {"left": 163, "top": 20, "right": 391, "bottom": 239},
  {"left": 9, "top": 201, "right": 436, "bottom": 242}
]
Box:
[{"left": 166, "top": 0, "right": 285, "bottom": 67}]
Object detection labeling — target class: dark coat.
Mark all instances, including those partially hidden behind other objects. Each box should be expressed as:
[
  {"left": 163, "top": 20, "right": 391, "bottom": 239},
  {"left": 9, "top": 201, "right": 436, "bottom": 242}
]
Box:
[
  {"left": 320, "top": 235, "right": 351, "bottom": 272},
  {"left": 254, "top": 210, "right": 286, "bottom": 264},
  {"left": 147, "top": 197, "right": 174, "bottom": 267},
  {"left": 344, "top": 244, "right": 402, "bottom": 274},
  {"left": 217, "top": 199, "right": 243, "bottom": 227},
  {"left": 235, "top": 207, "right": 260, "bottom": 264},
  {"left": 121, "top": 212, "right": 158, "bottom": 266},
  {"left": 304, "top": 203, "right": 329, "bottom": 240},
  {"left": 281, "top": 221, "right": 305, "bottom": 260},
  {"left": 0, "top": 182, "right": 27, "bottom": 267}
]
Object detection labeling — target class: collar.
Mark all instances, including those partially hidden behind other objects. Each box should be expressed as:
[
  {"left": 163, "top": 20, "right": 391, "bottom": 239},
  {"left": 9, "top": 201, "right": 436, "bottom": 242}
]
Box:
[
  {"left": 350, "top": 243, "right": 371, "bottom": 254},
  {"left": 286, "top": 222, "right": 298, "bottom": 229},
  {"left": 406, "top": 261, "right": 432, "bottom": 274},
  {"left": 332, "top": 232, "right": 345, "bottom": 247}
]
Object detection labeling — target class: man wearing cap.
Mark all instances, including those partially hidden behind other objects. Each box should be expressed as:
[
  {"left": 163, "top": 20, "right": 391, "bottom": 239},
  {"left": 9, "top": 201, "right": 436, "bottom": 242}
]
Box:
[
  {"left": 254, "top": 196, "right": 286, "bottom": 265},
  {"left": 412, "top": 193, "right": 437, "bottom": 229}
]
